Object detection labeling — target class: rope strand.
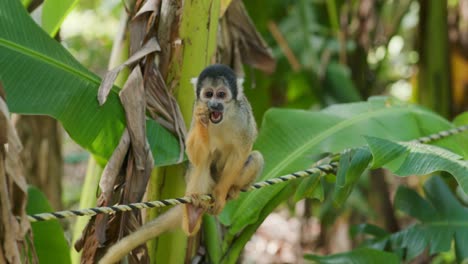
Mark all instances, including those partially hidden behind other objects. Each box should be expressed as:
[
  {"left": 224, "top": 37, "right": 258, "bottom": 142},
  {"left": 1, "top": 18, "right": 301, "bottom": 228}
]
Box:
[{"left": 27, "top": 125, "right": 468, "bottom": 222}]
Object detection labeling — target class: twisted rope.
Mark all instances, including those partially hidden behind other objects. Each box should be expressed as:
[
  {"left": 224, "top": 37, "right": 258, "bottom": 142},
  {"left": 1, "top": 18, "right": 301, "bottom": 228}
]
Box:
[
  {"left": 27, "top": 125, "right": 468, "bottom": 222},
  {"left": 28, "top": 162, "right": 338, "bottom": 222},
  {"left": 411, "top": 125, "right": 468, "bottom": 144}
]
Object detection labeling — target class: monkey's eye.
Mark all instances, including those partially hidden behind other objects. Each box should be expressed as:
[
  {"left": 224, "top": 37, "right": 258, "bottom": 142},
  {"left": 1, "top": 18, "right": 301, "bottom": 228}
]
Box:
[
  {"left": 217, "top": 91, "right": 226, "bottom": 99},
  {"left": 205, "top": 91, "right": 213, "bottom": 98}
]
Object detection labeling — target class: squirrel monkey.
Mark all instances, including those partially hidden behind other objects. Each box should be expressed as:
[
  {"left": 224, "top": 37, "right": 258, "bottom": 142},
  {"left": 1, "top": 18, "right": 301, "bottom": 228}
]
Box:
[{"left": 99, "top": 64, "right": 264, "bottom": 263}]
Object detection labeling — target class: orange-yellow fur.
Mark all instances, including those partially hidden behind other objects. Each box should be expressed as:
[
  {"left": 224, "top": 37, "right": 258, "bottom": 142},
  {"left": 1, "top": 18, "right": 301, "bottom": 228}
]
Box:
[{"left": 99, "top": 66, "right": 263, "bottom": 264}]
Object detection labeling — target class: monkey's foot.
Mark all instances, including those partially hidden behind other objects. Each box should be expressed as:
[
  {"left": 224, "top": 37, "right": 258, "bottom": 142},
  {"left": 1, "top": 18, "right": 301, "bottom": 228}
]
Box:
[
  {"left": 188, "top": 194, "right": 214, "bottom": 210},
  {"left": 210, "top": 200, "right": 226, "bottom": 215}
]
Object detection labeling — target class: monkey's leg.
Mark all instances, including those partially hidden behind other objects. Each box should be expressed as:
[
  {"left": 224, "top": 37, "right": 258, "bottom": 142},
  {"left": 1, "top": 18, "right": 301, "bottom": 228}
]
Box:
[
  {"left": 210, "top": 151, "right": 249, "bottom": 215},
  {"left": 228, "top": 150, "right": 264, "bottom": 200},
  {"left": 183, "top": 166, "right": 214, "bottom": 235}
]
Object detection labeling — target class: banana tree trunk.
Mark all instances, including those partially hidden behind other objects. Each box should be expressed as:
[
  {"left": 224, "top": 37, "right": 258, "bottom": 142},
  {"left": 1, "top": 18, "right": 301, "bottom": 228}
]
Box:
[
  {"left": 417, "top": 0, "right": 452, "bottom": 117},
  {"left": 146, "top": 1, "right": 220, "bottom": 263}
]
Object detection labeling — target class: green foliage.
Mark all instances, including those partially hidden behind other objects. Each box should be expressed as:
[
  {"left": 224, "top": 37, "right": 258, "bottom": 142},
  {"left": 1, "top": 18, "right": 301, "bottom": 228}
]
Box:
[
  {"left": 42, "top": 0, "right": 79, "bottom": 36},
  {"left": 366, "top": 137, "right": 468, "bottom": 193},
  {"left": 352, "top": 176, "right": 468, "bottom": 263},
  {"left": 26, "top": 187, "right": 71, "bottom": 264},
  {"left": 333, "top": 147, "right": 372, "bottom": 207},
  {"left": 294, "top": 172, "right": 322, "bottom": 202},
  {"left": 0, "top": 0, "right": 180, "bottom": 166},
  {"left": 325, "top": 63, "right": 362, "bottom": 103},
  {"left": 395, "top": 177, "right": 468, "bottom": 261},
  {"left": 219, "top": 96, "right": 464, "bottom": 262},
  {"left": 304, "top": 248, "right": 400, "bottom": 264}
]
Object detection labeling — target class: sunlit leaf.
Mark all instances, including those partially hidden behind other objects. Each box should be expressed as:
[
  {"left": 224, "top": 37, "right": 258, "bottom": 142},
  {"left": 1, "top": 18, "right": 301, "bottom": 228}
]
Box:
[
  {"left": 0, "top": 0, "right": 180, "bottom": 166},
  {"left": 221, "top": 97, "right": 465, "bottom": 260},
  {"left": 42, "top": 0, "right": 78, "bottom": 36},
  {"left": 365, "top": 137, "right": 468, "bottom": 193}
]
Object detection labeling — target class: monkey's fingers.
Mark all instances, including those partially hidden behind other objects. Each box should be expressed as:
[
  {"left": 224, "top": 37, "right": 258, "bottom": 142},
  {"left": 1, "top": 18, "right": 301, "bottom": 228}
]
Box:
[{"left": 196, "top": 106, "right": 209, "bottom": 126}]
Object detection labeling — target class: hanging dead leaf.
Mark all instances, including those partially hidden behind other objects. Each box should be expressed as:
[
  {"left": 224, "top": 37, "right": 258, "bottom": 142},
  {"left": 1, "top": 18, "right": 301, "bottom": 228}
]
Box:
[
  {"left": 219, "top": 0, "right": 276, "bottom": 75},
  {"left": 220, "top": 0, "right": 234, "bottom": 18},
  {"left": 120, "top": 66, "right": 148, "bottom": 170},
  {"left": 134, "top": 0, "right": 160, "bottom": 19},
  {"left": 157, "top": 0, "right": 181, "bottom": 78},
  {"left": 0, "top": 82, "right": 36, "bottom": 263},
  {"left": 98, "top": 37, "right": 161, "bottom": 105},
  {"left": 99, "top": 129, "right": 130, "bottom": 202},
  {"left": 145, "top": 66, "right": 186, "bottom": 162}
]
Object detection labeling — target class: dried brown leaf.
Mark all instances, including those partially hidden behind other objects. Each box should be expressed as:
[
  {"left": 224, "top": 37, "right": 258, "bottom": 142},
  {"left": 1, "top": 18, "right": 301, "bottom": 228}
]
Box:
[
  {"left": 120, "top": 66, "right": 147, "bottom": 170},
  {"left": 220, "top": 0, "right": 234, "bottom": 17},
  {"left": 98, "top": 37, "right": 161, "bottom": 105},
  {"left": 75, "top": 213, "right": 124, "bottom": 264},
  {"left": 0, "top": 83, "right": 36, "bottom": 263},
  {"left": 221, "top": 0, "right": 276, "bottom": 74},
  {"left": 134, "top": 0, "right": 160, "bottom": 19},
  {"left": 144, "top": 67, "right": 186, "bottom": 162},
  {"left": 157, "top": 0, "right": 181, "bottom": 78},
  {"left": 99, "top": 129, "right": 130, "bottom": 199},
  {"left": 129, "top": 0, "right": 161, "bottom": 57}
]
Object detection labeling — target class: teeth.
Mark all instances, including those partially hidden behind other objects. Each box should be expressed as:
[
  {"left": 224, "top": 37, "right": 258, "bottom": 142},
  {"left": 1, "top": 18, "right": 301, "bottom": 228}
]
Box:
[{"left": 210, "top": 112, "right": 222, "bottom": 122}]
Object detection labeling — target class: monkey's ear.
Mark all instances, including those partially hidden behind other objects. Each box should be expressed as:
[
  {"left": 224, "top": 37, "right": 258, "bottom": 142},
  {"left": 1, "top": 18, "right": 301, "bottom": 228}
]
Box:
[
  {"left": 236, "top": 78, "right": 244, "bottom": 100},
  {"left": 190, "top": 78, "right": 198, "bottom": 91}
]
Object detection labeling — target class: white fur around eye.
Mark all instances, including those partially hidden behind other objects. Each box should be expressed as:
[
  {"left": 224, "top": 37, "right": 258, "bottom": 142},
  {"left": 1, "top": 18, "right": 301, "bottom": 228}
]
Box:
[
  {"left": 190, "top": 78, "right": 198, "bottom": 91},
  {"left": 236, "top": 78, "right": 244, "bottom": 100}
]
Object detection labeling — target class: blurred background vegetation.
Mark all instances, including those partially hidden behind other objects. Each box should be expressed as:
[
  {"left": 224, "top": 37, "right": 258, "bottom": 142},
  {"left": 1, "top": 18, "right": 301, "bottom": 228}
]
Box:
[{"left": 17, "top": 0, "right": 468, "bottom": 263}]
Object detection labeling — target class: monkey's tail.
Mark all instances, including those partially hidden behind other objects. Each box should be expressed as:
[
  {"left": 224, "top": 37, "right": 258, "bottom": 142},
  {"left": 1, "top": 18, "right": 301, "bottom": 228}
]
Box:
[{"left": 99, "top": 206, "right": 183, "bottom": 264}]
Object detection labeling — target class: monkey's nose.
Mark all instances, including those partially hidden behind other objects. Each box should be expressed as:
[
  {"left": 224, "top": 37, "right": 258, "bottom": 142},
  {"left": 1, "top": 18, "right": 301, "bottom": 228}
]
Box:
[{"left": 208, "top": 101, "right": 223, "bottom": 111}]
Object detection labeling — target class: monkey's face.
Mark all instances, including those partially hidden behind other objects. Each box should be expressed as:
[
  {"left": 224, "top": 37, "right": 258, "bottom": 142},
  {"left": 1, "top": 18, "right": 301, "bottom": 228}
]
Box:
[
  {"left": 198, "top": 78, "right": 233, "bottom": 124},
  {"left": 192, "top": 64, "right": 243, "bottom": 125}
]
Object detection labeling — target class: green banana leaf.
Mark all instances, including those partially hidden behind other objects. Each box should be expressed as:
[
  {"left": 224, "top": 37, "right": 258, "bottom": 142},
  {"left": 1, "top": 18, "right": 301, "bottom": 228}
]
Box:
[
  {"left": 0, "top": 0, "right": 180, "bottom": 166},
  {"left": 27, "top": 187, "right": 71, "bottom": 264},
  {"left": 42, "top": 0, "right": 79, "bottom": 36},
  {"left": 355, "top": 176, "right": 468, "bottom": 262},
  {"left": 332, "top": 147, "right": 372, "bottom": 207},
  {"left": 365, "top": 136, "right": 468, "bottom": 192},
  {"left": 304, "top": 248, "right": 399, "bottom": 264},
  {"left": 394, "top": 177, "right": 468, "bottom": 261},
  {"left": 220, "top": 97, "right": 466, "bottom": 262}
]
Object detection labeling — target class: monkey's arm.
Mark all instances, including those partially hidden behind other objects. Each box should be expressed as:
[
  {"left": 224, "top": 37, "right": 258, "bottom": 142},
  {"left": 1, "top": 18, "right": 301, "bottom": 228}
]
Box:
[
  {"left": 99, "top": 206, "right": 183, "bottom": 264},
  {"left": 186, "top": 103, "right": 210, "bottom": 166},
  {"left": 182, "top": 103, "right": 214, "bottom": 234},
  {"left": 211, "top": 149, "right": 254, "bottom": 214}
]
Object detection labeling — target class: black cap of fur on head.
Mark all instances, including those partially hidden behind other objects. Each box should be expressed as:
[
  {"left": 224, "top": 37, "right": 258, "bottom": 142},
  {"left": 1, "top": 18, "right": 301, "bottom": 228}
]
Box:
[{"left": 195, "top": 64, "right": 238, "bottom": 99}]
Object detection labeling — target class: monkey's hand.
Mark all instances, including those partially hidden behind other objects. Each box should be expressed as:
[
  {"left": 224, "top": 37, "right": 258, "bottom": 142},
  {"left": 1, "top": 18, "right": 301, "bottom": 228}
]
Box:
[{"left": 195, "top": 103, "right": 209, "bottom": 127}]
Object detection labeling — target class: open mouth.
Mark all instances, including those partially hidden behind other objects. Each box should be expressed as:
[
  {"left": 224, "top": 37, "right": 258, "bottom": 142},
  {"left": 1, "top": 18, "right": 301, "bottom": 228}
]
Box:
[{"left": 210, "top": 111, "right": 223, "bottom": 124}]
